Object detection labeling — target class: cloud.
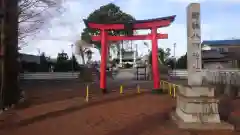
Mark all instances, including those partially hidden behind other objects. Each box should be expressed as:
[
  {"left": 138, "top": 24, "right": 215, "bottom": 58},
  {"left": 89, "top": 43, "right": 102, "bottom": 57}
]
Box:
[
  {"left": 167, "top": 0, "right": 240, "bottom": 3},
  {"left": 167, "top": 0, "right": 207, "bottom": 3},
  {"left": 20, "top": 0, "right": 240, "bottom": 61}
]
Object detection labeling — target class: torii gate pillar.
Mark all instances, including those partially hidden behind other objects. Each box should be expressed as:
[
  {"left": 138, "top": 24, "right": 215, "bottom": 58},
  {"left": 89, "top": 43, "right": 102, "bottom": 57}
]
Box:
[
  {"left": 151, "top": 27, "right": 160, "bottom": 89},
  {"left": 100, "top": 30, "right": 108, "bottom": 93}
]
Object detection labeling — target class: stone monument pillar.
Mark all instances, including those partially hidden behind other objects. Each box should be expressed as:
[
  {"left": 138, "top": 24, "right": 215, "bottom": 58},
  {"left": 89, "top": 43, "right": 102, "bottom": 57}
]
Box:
[
  {"left": 172, "top": 3, "right": 233, "bottom": 130},
  {"left": 187, "top": 3, "right": 202, "bottom": 86}
]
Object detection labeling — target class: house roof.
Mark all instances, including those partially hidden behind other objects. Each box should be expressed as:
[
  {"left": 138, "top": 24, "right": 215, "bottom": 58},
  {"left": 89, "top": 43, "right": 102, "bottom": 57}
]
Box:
[{"left": 202, "top": 39, "right": 240, "bottom": 46}]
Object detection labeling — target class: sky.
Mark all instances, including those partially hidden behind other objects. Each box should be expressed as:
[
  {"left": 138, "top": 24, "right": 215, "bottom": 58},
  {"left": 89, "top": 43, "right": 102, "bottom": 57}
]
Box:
[{"left": 20, "top": 0, "right": 240, "bottom": 63}]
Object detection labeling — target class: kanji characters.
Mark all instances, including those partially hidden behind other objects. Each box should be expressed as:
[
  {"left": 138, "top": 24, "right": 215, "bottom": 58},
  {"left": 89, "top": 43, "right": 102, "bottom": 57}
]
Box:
[
  {"left": 191, "top": 32, "right": 201, "bottom": 40},
  {"left": 192, "top": 12, "right": 200, "bottom": 20},
  {"left": 192, "top": 21, "right": 200, "bottom": 29}
]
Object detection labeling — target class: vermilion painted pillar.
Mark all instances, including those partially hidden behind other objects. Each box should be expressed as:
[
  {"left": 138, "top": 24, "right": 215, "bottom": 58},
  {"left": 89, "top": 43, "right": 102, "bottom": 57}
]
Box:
[
  {"left": 100, "top": 30, "right": 108, "bottom": 93},
  {"left": 151, "top": 27, "right": 160, "bottom": 90}
]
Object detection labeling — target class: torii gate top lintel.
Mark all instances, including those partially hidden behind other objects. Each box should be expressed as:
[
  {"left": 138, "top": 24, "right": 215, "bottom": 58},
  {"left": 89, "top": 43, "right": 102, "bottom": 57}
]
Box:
[
  {"left": 83, "top": 15, "right": 176, "bottom": 30},
  {"left": 83, "top": 15, "right": 176, "bottom": 41}
]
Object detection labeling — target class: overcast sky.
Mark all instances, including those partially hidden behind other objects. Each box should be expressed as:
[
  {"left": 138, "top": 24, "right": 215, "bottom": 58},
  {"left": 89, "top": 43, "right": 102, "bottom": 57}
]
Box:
[{"left": 20, "top": 0, "right": 240, "bottom": 63}]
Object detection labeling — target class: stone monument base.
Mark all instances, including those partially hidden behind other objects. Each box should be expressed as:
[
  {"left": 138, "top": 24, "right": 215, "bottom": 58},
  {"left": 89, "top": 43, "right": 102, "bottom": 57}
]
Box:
[
  {"left": 171, "top": 111, "right": 234, "bottom": 130},
  {"left": 171, "top": 85, "right": 234, "bottom": 130}
]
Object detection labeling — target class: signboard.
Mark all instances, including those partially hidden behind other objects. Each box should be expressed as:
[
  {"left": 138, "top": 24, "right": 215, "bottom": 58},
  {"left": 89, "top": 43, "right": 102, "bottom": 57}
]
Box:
[{"left": 187, "top": 3, "right": 202, "bottom": 86}]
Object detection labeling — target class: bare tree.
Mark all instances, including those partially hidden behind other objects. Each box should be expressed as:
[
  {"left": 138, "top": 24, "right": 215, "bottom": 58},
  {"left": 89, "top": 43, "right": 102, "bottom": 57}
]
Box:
[
  {"left": 0, "top": 0, "right": 63, "bottom": 108},
  {"left": 85, "top": 49, "right": 93, "bottom": 64},
  {"left": 18, "top": 0, "right": 64, "bottom": 47},
  {"left": 75, "top": 39, "right": 93, "bottom": 64}
]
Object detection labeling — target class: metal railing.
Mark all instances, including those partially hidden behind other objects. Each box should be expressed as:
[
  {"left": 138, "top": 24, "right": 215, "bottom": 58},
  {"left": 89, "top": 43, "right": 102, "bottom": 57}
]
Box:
[
  {"left": 204, "top": 70, "right": 240, "bottom": 86},
  {"left": 20, "top": 72, "right": 80, "bottom": 80},
  {"left": 19, "top": 69, "right": 240, "bottom": 83},
  {"left": 169, "top": 69, "right": 240, "bottom": 85},
  {"left": 169, "top": 69, "right": 188, "bottom": 79},
  {"left": 168, "top": 69, "right": 240, "bottom": 98}
]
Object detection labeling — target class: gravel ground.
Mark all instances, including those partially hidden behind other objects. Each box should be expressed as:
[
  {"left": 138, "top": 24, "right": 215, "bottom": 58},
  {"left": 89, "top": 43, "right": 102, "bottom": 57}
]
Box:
[
  {"left": 1, "top": 94, "right": 238, "bottom": 135},
  {"left": 19, "top": 78, "right": 154, "bottom": 107}
]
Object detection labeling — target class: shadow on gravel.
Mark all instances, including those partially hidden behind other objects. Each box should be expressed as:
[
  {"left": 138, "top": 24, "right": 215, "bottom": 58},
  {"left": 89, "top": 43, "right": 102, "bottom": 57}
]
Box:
[
  {"left": 7, "top": 92, "right": 152, "bottom": 129},
  {"left": 104, "top": 111, "right": 172, "bottom": 135}
]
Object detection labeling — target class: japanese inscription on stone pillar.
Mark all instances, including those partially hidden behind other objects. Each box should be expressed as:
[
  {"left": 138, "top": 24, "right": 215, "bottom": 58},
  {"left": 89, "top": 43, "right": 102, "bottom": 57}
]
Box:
[{"left": 187, "top": 3, "right": 202, "bottom": 86}]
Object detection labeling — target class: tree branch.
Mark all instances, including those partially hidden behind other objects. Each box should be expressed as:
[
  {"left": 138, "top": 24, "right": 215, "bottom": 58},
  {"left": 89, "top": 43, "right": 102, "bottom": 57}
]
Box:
[{"left": 18, "top": 0, "right": 63, "bottom": 46}]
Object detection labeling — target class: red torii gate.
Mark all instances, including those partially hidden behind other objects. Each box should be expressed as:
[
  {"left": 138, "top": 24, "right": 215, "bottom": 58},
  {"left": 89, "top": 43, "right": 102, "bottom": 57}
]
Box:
[{"left": 84, "top": 15, "right": 176, "bottom": 93}]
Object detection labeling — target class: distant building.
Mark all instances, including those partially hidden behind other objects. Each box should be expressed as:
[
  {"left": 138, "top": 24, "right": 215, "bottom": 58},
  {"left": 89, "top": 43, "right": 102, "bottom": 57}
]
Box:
[
  {"left": 109, "top": 42, "right": 140, "bottom": 68},
  {"left": 135, "top": 54, "right": 149, "bottom": 67},
  {"left": 19, "top": 53, "right": 56, "bottom": 72},
  {"left": 19, "top": 53, "right": 40, "bottom": 64},
  {"left": 19, "top": 53, "right": 40, "bottom": 72},
  {"left": 202, "top": 39, "right": 240, "bottom": 69},
  {"left": 114, "top": 51, "right": 141, "bottom": 66}
]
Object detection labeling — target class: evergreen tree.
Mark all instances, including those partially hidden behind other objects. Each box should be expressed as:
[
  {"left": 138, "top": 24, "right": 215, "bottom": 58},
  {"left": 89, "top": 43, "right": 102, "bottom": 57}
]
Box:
[
  {"left": 54, "top": 51, "right": 70, "bottom": 72},
  {"left": 70, "top": 55, "right": 79, "bottom": 71},
  {"left": 176, "top": 53, "right": 187, "bottom": 69},
  {"left": 81, "top": 3, "right": 135, "bottom": 51},
  {"left": 39, "top": 52, "right": 49, "bottom": 72}
]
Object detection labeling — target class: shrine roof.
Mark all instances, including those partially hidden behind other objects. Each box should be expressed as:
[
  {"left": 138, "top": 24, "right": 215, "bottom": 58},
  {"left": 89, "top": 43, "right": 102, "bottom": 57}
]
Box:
[{"left": 83, "top": 15, "right": 176, "bottom": 28}]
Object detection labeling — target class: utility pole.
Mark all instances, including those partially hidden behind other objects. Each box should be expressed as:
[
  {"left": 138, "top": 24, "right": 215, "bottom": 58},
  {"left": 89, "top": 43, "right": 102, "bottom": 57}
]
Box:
[
  {"left": 119, "top": 41, "right": 123, "bottom": 67},
  {"left": 173, "top": 43, "right": 176, "bottom": 77},
  {"left": 173, "top": 43, "right": 176, "bottom": 60},
  {"left": 37, "top": 48, "right": 41, "bottom": 56},
  {"left": 133, "top": 44, "right": 137, "bottom": 67},
  {"left": 71, "top": 44, "right": 74, "bottom": 72},
  {"left": 133, "top": 44, "right": 136, "bottom": 67}
]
